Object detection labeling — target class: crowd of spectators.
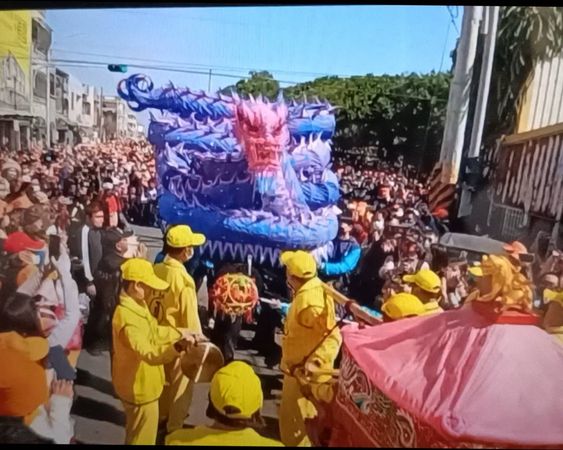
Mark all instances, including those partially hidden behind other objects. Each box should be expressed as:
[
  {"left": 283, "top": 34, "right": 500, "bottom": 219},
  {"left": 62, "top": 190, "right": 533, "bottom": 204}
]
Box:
[
  {"left": 0, "top": 141, "right": 561, "bottom": 444},
  {"left": 0, "top": 140, "right": 154, "bottom": 443}
]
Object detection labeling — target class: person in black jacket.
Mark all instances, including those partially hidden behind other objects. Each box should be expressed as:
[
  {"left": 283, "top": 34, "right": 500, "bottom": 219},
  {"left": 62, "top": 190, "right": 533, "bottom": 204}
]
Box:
[
  {"left": 69, "top": 201, "right": 104, "bottom": 297},
  {"left": 84, "top": 227, "right": 132, "bottom": 353}
]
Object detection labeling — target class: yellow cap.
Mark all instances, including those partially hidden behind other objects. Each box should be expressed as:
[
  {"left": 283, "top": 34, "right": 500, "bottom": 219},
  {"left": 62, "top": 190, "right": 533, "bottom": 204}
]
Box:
[
  {"left": 209, "top": 361, "right": 263, "bottom": 420},
  {"left": 544, "top": 289, "right": 563, "bottom": 304},
  {"left": 381, "top": 293, "right": 426, "bottom": 320},
  {"left": 403, "top": 269, "right": 441, "bottom": 294},
  {"left": 280, "top": 250, "right": 317, "bottom": 279},
  {"left": 166, "top": 225, "right": 206, "bottom": 248},
  {"left": 121, "top": 258, "right": 169, "bottom": 291},
  {"left": 468, "top": 265, "right": 483, "bottom": 277}
]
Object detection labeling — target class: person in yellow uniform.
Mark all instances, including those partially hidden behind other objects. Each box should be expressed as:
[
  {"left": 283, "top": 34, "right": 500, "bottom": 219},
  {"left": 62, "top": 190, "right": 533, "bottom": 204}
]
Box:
[
  {"left": 402, "top": 269, "right": 444, "bottom": 315},
  {"left": 381, "top": 292, "right": 427, "bottom": 322},
  {"left": 112, "top": 258, "right": 196, "bottom": 445},
  {"left": 278, "top": 250, "right": 342, "bottom": 447},
  {"left": 151, "top": 224, "right": 206, "bottom": 434},
  {"left": 539, "top": 273, "right": 563, "bottom": 345},
  {"left": 165, "top": 361, "right": 283, "bottom": 446}
]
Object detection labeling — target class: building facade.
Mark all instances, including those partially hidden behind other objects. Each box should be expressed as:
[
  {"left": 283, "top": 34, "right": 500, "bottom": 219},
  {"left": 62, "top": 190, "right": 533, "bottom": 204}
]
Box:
[
  {"left": 483, "top": 51, "right": 563, "bottom": 246},
  {"left": 101, "top": 95, "right": 141, "bottom": 141},
  {"left": 30, "top": 9, "right": 55, "bottom": 148},
  {"left": 0, "top": 10, "right": 33, "bottom": 151}
]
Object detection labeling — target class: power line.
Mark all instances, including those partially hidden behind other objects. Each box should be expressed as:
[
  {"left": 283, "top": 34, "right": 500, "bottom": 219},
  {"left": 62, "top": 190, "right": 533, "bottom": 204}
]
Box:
[
  {"left": 438, "top": 17, "right": 451, "bottom": 72},
  {"left": 33, "top": 57, "right": 303, "bottom": 85},
  {"left": 447, "top": 5, "right": 460, "bottom": 36},
  {"left": 50, "top": 47, "right": 342, "bottom": 79}
]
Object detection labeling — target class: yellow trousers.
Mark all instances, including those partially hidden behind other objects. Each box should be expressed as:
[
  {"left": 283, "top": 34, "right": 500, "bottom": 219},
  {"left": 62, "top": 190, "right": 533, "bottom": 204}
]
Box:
[
  {"left": 159, "top": 357, "right": 194, "bottom": 433},
  {"left": 279, "top": 375, "right": 315, "bottom": 447},
  {"left": 122, "top": 400, "right": 159, "bottom": 445}
]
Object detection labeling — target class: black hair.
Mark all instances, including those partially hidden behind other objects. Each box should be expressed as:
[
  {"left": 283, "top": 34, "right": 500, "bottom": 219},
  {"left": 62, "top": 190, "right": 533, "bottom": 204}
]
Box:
[
  {"left": 0, "top": 292, "right": 42, "bottom": 337},
  {"left": 205, "top": 394, "right": 265, "bottom": 431},
  {"left": 0, "top": 417, "right": 55, "bottom": 444}
]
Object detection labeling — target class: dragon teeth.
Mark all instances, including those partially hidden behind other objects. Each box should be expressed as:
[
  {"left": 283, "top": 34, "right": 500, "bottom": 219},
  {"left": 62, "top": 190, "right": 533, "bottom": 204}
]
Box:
[{"left": 203, "top": 240, "right": 281, "bottom": 267}]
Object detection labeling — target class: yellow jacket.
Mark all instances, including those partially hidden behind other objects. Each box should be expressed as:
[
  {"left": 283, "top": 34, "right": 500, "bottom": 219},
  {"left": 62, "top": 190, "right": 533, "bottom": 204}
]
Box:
[
  {"left": 281, "top": 277, "right": 342, "bottom": 375},
  {"left": 152, "top": 256, "right": 202, "bottom": 334},
  {"left": 111, "top": 291, "right": 182, "bottom": 404},
  {"left": 166, "top": 426, "right": 283, "bottom": 446},
  {"left": 423, "top": 300, "right": 444, "bottom": 315}
]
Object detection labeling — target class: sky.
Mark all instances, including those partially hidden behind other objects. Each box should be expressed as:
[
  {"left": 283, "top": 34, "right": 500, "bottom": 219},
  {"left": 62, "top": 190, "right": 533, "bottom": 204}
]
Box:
[{"left": 46, "top": 5, "right": 462, "bottom": 127}]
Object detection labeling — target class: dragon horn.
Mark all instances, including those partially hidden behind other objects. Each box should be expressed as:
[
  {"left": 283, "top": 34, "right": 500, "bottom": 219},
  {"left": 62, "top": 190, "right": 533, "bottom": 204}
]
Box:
[
  {"left": 248, "top": 93, "right": 255, "bottom": 103},
  {"left": 257, "top": 93, "right": 263, "bottom": 103}
]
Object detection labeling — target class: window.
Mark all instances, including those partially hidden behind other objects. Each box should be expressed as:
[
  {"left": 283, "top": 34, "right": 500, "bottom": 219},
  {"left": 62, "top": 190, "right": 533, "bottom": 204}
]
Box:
[
  {"left": 31, "top": 19, "right": 51, "bottom": 55},
  {"left": 33, "top": 71, "right": 47, "bottom": 99},
  {"left": 83, "top": 102, "right": 91, "bottom": 116},
  {"left": 71, "top": 93, "right": 74, "bottom": 110},
  {"left": 49, "top": 74, "right": 55, "bottom": 96}
]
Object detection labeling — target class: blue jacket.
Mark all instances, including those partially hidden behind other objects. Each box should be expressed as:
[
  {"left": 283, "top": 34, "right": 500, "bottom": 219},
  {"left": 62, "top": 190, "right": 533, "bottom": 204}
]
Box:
[{"left": 320, "top": 237, "right": 362, "bottom": 277}]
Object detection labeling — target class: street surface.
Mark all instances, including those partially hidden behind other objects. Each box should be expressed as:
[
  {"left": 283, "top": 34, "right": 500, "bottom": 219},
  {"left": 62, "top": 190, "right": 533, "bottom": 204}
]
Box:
[{"left": 72, "top": 226, "right": 283, "bottom": 444}]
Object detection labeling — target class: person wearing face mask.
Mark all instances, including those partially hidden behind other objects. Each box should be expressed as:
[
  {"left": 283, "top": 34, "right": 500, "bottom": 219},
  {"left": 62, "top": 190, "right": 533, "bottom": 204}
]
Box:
[
  {"left": 1, "top": 158, "right": 23, "bottom": 200},
  {"left": 18, "top": 241, "right": 81, "bottom": 358},
  {"left": 111, "top": 258, "right": 198, "bottom": 445},
  {"left": 86, "top": 228, "right": 134, "bottom": 354},
  {"left": 278, "top": 250, "right": 342, "bottom": 447},
  {"left": 151, "top": 225, "right": 208, "bottom": 435},
  {"left": 319, "top": 219, "right": 362, "bottom": 295}
]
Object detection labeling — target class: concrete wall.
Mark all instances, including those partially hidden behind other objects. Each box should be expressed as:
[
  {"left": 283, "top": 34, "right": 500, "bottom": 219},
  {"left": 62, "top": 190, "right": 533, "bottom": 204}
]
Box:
[{"left": 67, "top": 73, "right": 83, "bottom": 125}]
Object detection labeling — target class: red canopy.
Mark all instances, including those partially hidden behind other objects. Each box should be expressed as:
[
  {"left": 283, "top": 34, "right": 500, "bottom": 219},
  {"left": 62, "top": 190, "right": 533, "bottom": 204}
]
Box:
[{"left": 338, "top": 305, "right": 563, "bottom": 447}]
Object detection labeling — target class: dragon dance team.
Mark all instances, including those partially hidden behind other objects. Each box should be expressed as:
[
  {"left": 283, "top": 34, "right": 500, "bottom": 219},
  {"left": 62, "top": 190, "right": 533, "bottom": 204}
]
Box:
[{"left": 110, "top": 223, "right": 461, "bottom": 446}]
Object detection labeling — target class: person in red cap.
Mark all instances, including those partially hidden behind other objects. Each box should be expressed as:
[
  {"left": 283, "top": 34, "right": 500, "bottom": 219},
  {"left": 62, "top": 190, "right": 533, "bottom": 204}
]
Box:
[{"left": 3, "top": 231, "right": 45, "bottom": 254}]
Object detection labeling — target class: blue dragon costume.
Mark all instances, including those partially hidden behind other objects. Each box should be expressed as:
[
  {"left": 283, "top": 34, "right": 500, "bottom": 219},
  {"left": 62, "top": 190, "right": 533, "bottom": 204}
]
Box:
[{"left": 118, "top": 74, "right": 359, "bottom": 271}]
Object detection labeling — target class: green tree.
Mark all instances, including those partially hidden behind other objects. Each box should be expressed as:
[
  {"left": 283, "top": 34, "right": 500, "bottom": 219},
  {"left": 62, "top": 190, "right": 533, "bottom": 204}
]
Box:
[
  {"left": 284, "top": 72, "right": 451, "bottom": 173},
  {"left": 220, "top": 71, "right": 280, "bottom": 99}
]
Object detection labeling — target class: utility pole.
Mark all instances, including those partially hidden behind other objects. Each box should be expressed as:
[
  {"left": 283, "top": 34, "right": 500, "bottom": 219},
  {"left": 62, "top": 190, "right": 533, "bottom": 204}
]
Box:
[
  {"left": 468, "top": 6, "right": 499, "bottom": 158},
  {"left": 439, "top": 6, "right": 483, "bottom": 184},
  {"left": 100, "top": 86, "right": 104, "bottom": 143},
  {"left": 46, "top": 48, "right": 51, "bottom": 147},
  {"left": 208, "top": 69, "right": 212, "bottom": 93}
]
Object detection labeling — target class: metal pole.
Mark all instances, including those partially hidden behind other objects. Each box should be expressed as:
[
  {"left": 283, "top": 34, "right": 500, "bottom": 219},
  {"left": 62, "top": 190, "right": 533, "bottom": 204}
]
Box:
[
  {"left": 439, "top": 6, "right": 483, "bottom": 184},
  {"left": 100, "top": 86, "right": 104, "bottom": 142},
  {"left": 46, "top": 48, "right": 51, "bottom": 147},
  {"left": 208, "top": 69, "right": 212, "bottom": 93},
  {"left": 468, "top": 6, "right": 499, "bottom": 158}
]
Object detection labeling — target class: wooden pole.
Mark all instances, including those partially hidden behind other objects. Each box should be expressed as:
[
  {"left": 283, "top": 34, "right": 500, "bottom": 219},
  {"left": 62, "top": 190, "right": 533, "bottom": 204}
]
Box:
[{"left": 321, "top": 282, "right": 382, "bottom": 325}]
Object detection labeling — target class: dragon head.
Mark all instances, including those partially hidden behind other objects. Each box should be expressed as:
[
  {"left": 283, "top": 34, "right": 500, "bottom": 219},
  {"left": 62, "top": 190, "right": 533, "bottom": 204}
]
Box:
[{"left": 234, "top": 96, "right": 289, "bottom": 174}]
